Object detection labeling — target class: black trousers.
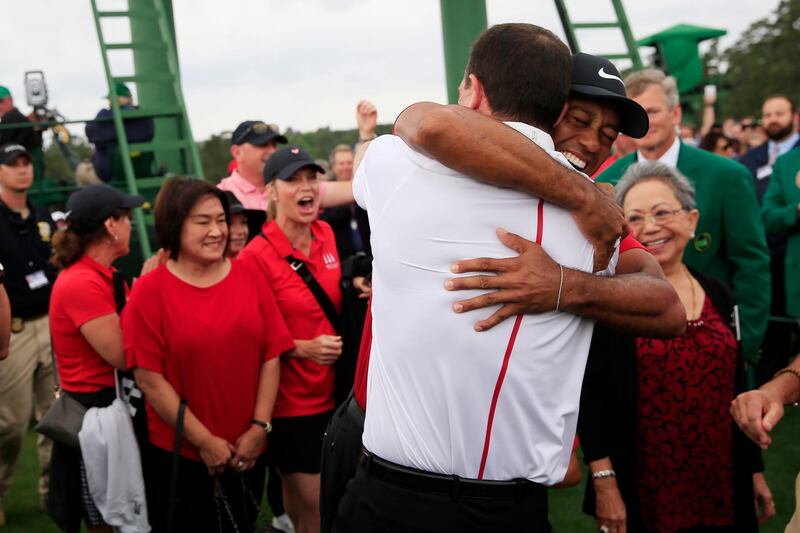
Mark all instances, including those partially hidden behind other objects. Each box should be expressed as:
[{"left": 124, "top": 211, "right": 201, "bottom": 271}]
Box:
[
  {"left": 144, "top": 444, "right": 266, "bottom": 533},
  {"left": 332, "top": 452, "right": 550, "bottom": 533},
  {"left": 320, "top": 394, "right": 365, "bottom": 533}
]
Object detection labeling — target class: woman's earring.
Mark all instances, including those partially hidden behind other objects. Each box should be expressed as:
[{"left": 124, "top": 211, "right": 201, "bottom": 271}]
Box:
[{"left": 690, "top": 232, "right": 696, "bottom": 239}]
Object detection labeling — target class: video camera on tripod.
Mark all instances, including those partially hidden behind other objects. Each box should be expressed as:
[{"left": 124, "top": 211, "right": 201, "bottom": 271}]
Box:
[{"left": 24, "top": 70, "right": 78, "bottom": 170}]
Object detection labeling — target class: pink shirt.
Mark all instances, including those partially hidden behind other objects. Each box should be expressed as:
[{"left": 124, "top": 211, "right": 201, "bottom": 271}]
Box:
[
  {"left": 218, "top": 170, "right": 269, "bottom": 210},
  {"left": 218, "top": 170, "right": 330, "bottom": 211}
]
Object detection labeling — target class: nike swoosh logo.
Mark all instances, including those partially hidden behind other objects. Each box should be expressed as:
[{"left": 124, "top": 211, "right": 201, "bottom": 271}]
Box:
[{"left": 598, "top": 67, "right": 624, "bottom": 85}]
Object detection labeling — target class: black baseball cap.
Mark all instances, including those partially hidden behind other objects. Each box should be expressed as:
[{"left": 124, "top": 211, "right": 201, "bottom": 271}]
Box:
[
  {"left": 223, "top": 190, "right": 246, "bottom": 215},
  {"left": 66, "top": 184, "right": 144, "bottom": 232},
  {"left": 0, "top": 143, "right": 32, "bottom": 165},
  {"left": 569, "top": 53, "right": 649, "bottom": 138},
  {"left": 263, "top": 146, "right": 325, "bottom": 183},
  {"left": 231, "top": 121, "right": 288, "bottom": 146}
]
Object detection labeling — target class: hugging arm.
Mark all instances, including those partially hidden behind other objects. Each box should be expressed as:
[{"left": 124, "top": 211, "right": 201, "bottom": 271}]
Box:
[{"left": 394, "top": 102, "right": 625, "bottom": 272}]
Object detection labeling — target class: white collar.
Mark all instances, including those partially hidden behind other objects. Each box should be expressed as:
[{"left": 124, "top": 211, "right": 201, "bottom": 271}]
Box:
[
  {"left": 504, "top": 121, "right": 555, "bottom": 152},
  {"left": 770, "top": 131, "right": 800, "bottom": 156},
  {"left": 638, "top": 135, "right": 681, "bottom": 168}
]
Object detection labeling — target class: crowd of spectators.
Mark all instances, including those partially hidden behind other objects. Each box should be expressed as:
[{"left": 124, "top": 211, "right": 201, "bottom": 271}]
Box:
[{"left": 0, "top": 26, "right": 799, "bottom": 533}]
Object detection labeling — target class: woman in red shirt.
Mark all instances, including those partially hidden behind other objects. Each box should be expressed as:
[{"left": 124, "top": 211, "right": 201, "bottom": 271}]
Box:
[
  {"left": 48, "top": 184, "right": 143, "bottom": 533},
  {"left": 239, "top": 147, "right": 342, "bottom": 533},
  {"left": 123, "top": 177, "right": 294, "bottom": 533}
]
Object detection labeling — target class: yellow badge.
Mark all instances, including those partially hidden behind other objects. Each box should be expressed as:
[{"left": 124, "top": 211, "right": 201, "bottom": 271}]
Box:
[{"left": 37, "top": 221, "right": 51, "bottom": 242}]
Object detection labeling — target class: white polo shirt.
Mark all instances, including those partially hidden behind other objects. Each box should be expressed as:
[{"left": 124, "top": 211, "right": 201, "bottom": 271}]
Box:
[{"left": 354, "top": 122, "right": 617, "bottom": 485}]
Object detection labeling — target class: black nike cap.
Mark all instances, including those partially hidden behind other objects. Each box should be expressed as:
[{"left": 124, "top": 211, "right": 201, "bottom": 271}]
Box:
[{"left": 570, "top": 53, "right": 649, "bottom": 138}]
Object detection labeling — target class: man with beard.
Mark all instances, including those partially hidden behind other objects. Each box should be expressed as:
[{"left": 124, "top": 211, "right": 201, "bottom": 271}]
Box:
[
  {"left": 740, "top": 95, "right": 800, "bottom": 204},
  {"left": 740, "top": 95, "right": 800, "bottom": 384}
]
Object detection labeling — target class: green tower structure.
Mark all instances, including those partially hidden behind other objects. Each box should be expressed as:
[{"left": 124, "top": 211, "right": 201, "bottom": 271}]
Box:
[
  {"left": 439, "top": 0, "right": 488, "bottom": 104},
  {"left": 638, "top": 24, "right": 726, "bottom": 95},
  {"left": 90, "top": 0, "right": 204, "bottom": 260},
  {"left": 638, "top": 24, "right": 727, "bottom": 125}
]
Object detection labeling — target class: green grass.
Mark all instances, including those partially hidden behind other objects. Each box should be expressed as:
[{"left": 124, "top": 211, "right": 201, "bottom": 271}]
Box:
[
  {"left": 2, "top": 409, "right": 799, "bottom": 531},
  {"left": 548, "top": 407, "right": 800, "bottom": 531}
]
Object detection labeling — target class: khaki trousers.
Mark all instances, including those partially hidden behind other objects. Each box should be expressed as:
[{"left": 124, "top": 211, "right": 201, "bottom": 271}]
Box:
[
  {"left": 0, "top": 315, "right": 54, "bottom": 501},
  {"left": 787, "top": 472, "right": 800, "bottom": 533}
]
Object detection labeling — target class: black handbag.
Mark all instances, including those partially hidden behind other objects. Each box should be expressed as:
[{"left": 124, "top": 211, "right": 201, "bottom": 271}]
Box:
[
  {"left": 35, "top": 337, "right": 87, "bottom": 448},
  {"left": 35, "top": 271, "right": 141, "bottom": 449}
]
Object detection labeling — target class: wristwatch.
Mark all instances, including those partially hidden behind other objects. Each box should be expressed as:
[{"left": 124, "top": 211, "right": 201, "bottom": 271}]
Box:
[
  {"left": 591, "top": 469, "right": 616, "bottom": 479},
  {"left": 252, "top": 419, "right": 273, "bottom": 433},
  {"left": 0, "top": 262, "right": 5, "bottom": 285}
]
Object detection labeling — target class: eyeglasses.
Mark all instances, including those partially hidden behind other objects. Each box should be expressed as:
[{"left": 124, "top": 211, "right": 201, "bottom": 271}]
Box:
[
  {"left": 625, "top": 208, "right": 686, "bottom": 228},
  {"left": 233, "top": 122, "right": 279, "bottom": 144}
]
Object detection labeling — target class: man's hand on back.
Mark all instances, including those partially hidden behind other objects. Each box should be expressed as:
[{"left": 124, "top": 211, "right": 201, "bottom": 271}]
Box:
[
  {"left": 574, "top": 182, "right": 626, "bottom": 273},
  {"left": 447, "top": 229, "right": 561, "bottom": 331}
]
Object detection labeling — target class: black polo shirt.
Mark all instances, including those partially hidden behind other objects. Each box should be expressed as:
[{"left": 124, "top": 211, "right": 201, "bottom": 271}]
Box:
[
  {"left": 0, "top": 107, "right": 42, "bottom": 151},
  {"left": 0, "top": 199, "right": 57, "bottom": 318}
]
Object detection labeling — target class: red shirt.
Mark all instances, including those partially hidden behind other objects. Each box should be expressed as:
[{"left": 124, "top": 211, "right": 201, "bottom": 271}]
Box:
[
  {"left": 620, "top": 234, "right": 646, "bottom": 253},
  {"left": 49, "top": 255, "right": 127, "bottom": 393},
  {"left": 239, "top": 220, "right": 342, "bottom": 418},
  {"left": 354, "top": 236, "right": 649, "bottom": 410},
  {"left": 122, "top": 260, "right": 294, "bottom": 460},
  {"left": 592, "top": 153, "right": 619, "bottom": 178}
]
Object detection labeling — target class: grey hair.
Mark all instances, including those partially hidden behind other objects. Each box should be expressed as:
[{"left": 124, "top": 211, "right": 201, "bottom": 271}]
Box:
[
  {"left": 625, "top": 69, "right": 680, "bottom": 109},
  {"left": 615, "top": 161, "right": 696, "bottom": 210}
]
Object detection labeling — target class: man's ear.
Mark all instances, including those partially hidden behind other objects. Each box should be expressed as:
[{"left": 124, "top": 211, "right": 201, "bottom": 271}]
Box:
[
  {"left": 672, "top": 104, "right": 683, "bottom": 128},
  {"left": 465, "top": 73, "right": 483, "bottom": 111},
  {"left": 230, "top": 144, "right": 240, "bottom": 161},
  {"left": 553, "top": 101, "right": 570, "bottom": 128}
]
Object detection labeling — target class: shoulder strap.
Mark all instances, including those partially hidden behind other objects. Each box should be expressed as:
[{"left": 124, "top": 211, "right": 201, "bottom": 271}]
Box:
[
  {"left": 166, "top": 400, "right": 187, "bottom": 533},
  {"left": 112, "top": 271, "right": 126, "bottom": 314},
  {"left": 259, "top": 232, "right": 341, "bottom": 334}
]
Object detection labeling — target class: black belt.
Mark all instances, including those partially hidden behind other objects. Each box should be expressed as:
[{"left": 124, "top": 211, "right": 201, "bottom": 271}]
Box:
[{"left": 358, "top": 449, "right": 545, "bottom": 499}]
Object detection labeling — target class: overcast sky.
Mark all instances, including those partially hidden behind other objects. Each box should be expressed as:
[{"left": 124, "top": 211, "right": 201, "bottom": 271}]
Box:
[{"left": 0, "top": 0, "right": 779, "bottom": 141}]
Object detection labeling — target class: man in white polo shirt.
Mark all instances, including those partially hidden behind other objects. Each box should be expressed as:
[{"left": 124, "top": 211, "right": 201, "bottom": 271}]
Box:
[{"left": 334, "top": 24, "right": 615, "bottom": 532}]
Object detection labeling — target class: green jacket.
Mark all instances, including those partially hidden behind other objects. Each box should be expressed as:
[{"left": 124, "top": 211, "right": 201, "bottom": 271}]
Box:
[
  {"left": 762, "top": 147, "right": 800, "bottom": 317},
  {"left": 598, "top": 143, "right": 771, "bottom": 361}
]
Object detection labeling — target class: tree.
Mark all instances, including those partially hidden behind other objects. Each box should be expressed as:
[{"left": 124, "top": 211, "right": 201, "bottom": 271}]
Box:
[
  {"left": 43, "top": 134, "right": 93, "bottom": 183},
  {"left": 721, "top": 0, "right": 800, "bottom": 117},
  {"left": 199, "top": 124, "right": 394, "bottom": 179},
  {"left": 199, "top": 132, "right": 233, "bottom": 183}
]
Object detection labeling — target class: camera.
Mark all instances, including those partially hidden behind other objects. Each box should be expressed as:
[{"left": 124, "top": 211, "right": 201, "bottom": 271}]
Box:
[{"left": 25, "top": 71, "right": 49, "bottom": 109}]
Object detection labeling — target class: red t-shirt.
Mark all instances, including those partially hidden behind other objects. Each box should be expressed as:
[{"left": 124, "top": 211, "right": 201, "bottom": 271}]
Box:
[
  {"left": 238, "top": 219, "right": 342, "bottom": 418},
  {"left": 49, "top": 255, "right": 127, "bottom": 393},
  {"left": 620, "top": 234, "right": 646, "bottom": 253},
  {"left": 354, "top": 236, "right": 649, "bottom": 410},
  {"left": 122, "top": 260, "right": 294, "bottom": 460}
]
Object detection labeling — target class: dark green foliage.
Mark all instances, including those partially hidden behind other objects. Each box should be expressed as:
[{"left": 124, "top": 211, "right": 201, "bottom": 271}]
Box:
[
  {"left": 198, "top": 132, "right": 233, "bottom": 183},
  {"left": 715, "top": 0, "right": 800, "bottom": 119},
  {"left": 42, "top": 135, "right": 93, "bottom": 183},
  {"left": 197, "top": 124, "right": 394, "bottom": 182}
]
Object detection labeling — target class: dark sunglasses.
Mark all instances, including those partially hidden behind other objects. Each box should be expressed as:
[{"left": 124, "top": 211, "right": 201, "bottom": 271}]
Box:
[{"left": 233, "top": 122, "right": 279, "bottom": 144}]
